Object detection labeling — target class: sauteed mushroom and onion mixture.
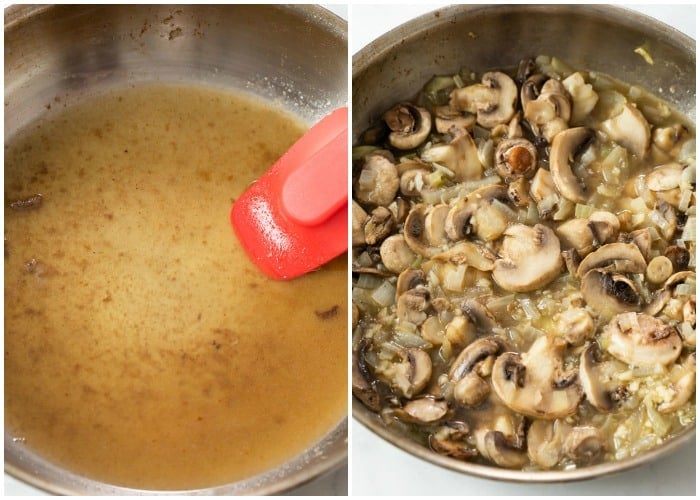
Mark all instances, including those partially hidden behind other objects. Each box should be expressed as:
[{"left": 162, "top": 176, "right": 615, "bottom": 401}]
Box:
[{"left": 352, "top": 56, "right": 696, "bottom": 470}]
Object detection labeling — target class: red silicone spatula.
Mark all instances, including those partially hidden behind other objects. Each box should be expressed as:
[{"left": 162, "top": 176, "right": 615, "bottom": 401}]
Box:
[{"left": 231, "top": 106, "right": 348, "bottom": 280}]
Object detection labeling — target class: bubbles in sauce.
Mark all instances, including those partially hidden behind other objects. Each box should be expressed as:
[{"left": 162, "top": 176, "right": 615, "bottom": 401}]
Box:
[{"left": 4, "top": 84, "right": 347, "bottom": 490}]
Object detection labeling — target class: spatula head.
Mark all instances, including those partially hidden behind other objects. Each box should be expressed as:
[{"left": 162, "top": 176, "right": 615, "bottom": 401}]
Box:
[{"left": 231, "top": 107, "right": 348, "bottom": 280}]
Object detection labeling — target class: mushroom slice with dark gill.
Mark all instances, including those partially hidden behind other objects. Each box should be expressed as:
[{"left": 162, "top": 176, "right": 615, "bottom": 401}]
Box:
[
  {"left": 449, "top": 71, "right": 518, "bottom": 128},
  {"left": 491, "top": 335, "right": 583, "bottom": 419},
  {"left": 474, "top": 416, "right": 528, "bottom": 468},
  {"left": 352, "top": 338, "right": 382, "bottom": 412},
  {"left": 576, "top": 242, "right": 647, "bottom": 279},
  {"left": 580, "top": 268, "right": 643, "bottom": 320},
  {"left": 522, "top": 77, "right": 572, "bottom": 144},
  {"left": 562, "top": 426, "right": 606, "bottom": 465},
  {"left": 383, "top": 103, "right": 432, "bottom": 150},
  {"left": 448, "top": 335, "right": 509, "bottom": 406},
  {"left": 429, "top": 421, "right": 478, "bottom": 460},
  {"left": 381, "top": 347, "right": 433, "bottom": 399},
  {"left": 579, "top": 343, "right": 625, "bottom": 412}
]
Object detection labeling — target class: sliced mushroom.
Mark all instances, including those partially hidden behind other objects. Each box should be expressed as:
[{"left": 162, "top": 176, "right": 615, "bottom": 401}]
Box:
[
  {"left": 579, "top": 343, "right": 623, "bottom": 412},
  {"left": 449, "top": 71, "right": 518, "bottom": 128},
  {"left": 433, "top": 105, "right": 476, "bottom": 135},
  {"left": 379, "top": 234, "right": 417, "bottom": 274},
  {"left": 588, "top": 210, "right": 620, "bottom": 244},
  {"left": 354, "top": 153, "right": 400, "bottom": 207},
  {"left": 396, "top": 287, "right": 431, "bottom": 325},
  {"left": 652, "top": 199, "right": 677, "bottom": 241},
  {"left": 492, "top": 223, "right": 562, "bottom": 292},
  {"left": 491, "top": 335, "right": 583, "bottom": 419},
  {"left": 434, "top": 241, "right": 496, "bottom": 271},
  {"left": 421, "top": 133, "right": 483, "bottom": 182},
  {"left": 580, "top": 268, "right": 643, "bottom": 319},
  {"left": 445, "top": 185, "right": 511, "bottom": 242},
  {"left": 494, "top": 138, "right": 538, "bottom": 181},
  {"left": 474, "top": 416, "right": 528, "bottom": 468},
  {"left": 523, "top": 78, "right": 572, "bottom": 143},
  {"left": 352, "top": 200, "right": 368, "bottom": 247},
  {"left": 383, "top": 103, "right": 432, "bottom": 150},
  {"left": 645, "top": 162, "right": 684, "bottom": 192},
  {"left": 507, "top": 177, "right": 532, "bottom": 207},
  {"left": 449, "top": 335, "right": 509, "bottom": 381},
  {"left": 364, "top": 206, "right": 395, "bottom": 245},
  {"left": 563, "top": 426, "right": 605, "bottom": 464},
  {"left": 429, "top": 421, "right": 479, "bottom": 460},
  {"left": 383, "top": 347, "right": 433, "bottom": 398},
  {"left": 527, "top": 419, "right": 571, "bottom": 468},
  {"left": 665, "top": 245, "right": 691, "bottom": 272},
  {"left": 453, "top": 372, "right": 492, "bottom": 407},
  {"left": 556, "top": 218, "right": 595, "bottom": 256},
  {"left": 600, "top": 103, "right": 651, "bottom": 158},
  {"left": 658, "top": 353, "right": 696, "bottom": 413},
  {"left": 396, "top": 268, "right": 426, "bottom": 298},
  {"left": 603, "top": 312, "right": 683, "bottom": 366},
  {"left": 404, "top": 204, "right": 443, "bottom": 258},
  {"left": 549, "top": 127, "right": 595, "bottom": 203},
  {"left": 394, "top": 396, "right": 449, "bottom": 424},
  {"left": 460, "top": 300, "right": 499, "bottom": 334},
  {"left": 645, "top": 270, "right": 696, "bottom": 316},
  {"left": 481, "top": 430, "right": 529, "bottom": 468},
  {"left": 352, "top": 339, "right": 382, "bottom": 411},
  {"left": 576, "top": 242, "right": 647, "bottom": 279}
]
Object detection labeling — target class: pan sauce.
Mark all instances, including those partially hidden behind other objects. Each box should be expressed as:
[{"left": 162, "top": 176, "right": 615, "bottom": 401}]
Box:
[{"left": 4, "top": 84, "right": 347, "bottom": 490}]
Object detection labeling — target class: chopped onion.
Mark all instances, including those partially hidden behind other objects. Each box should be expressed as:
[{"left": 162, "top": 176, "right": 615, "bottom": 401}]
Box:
[
  {"left": 629, "top": 196, "right": 649, "bottom": 214},
  {"left": 352, "top": 145, "right": 380, "bottom": 161},
  {"left": 597, "top": 183, "right": 619, "bottom": 197},
  {"left": 443, "top": 264, "right": 468, "bottom": 292},
  {"left": 393, "top": 330, "right": 431, "bottom": 349},
  {"left": 575, "top": 203, "right": 595, "bottom": 219},
  {"left": 519, "top": 297, "right": 541, "bottom": 320},
  {"left": 681, "top": 217, "right": 696, "bottom": 241},
  {"left": 356, "top": 273, "right": 382, "bottom": 290},
  {"left": 432, "top": 162, "right": 456, "bottom": 178},
  {"left": 492, "top": 198, "right": 518, "bottom": 221},
  {"left": 487, "top": 294, "right": 515, "bottom": 315},
  {"left": 645, "top": 399, "right": 671, "bottom": 438},
  {"left": 552, "top": 198, "right": 575, "bottom": 220},
  {"left": 371, "top": 280, "right": 396, "bottom": 307},
  {"left": 678, "top": 189, "right": 693, "bottom": 213}
]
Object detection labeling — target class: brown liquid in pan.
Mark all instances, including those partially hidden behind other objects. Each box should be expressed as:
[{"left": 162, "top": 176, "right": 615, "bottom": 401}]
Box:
[{"left": 5, "top": 84, "right": 347, "bottom": 490}]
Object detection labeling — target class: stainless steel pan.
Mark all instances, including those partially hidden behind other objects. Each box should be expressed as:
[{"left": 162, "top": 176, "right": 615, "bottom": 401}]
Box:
[
  {"left": 4, "top": 4, "right": 347, "bottom": 495},
  {"left": 352, "top": 4, "right": 695, "bottom": 483}
]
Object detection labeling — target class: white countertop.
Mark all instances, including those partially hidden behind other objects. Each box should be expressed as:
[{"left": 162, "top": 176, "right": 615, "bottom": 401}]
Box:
[{"left": 350, "top": 3, "right": 696, "bottom": 497}]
